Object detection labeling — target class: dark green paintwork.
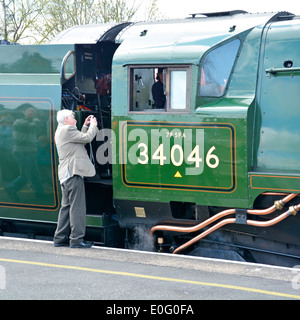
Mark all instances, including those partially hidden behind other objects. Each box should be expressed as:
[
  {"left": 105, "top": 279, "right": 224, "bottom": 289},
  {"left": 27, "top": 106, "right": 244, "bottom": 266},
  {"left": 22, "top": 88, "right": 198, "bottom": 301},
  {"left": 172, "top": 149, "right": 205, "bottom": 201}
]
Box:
[
  {"left": 1, "top": 12, "right": 300, "bottom": 231},
  {"left": 112, "top": 14, "right": 294, "bottom": 213}
]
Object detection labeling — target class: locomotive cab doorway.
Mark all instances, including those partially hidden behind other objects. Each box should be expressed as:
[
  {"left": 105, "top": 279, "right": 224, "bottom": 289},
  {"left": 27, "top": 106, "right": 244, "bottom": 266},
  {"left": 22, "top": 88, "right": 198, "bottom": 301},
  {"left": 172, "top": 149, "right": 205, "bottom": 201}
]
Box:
[
  {"left": 61, "top": 41, "right": 118, "bottom": 171},
  {"left": 60, "top": 40, "right": 119, "bottom": 216}
]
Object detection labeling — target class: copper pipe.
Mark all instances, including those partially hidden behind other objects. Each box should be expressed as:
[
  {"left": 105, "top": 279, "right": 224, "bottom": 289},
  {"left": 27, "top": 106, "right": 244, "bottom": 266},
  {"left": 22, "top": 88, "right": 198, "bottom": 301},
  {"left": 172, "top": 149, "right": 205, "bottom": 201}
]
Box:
[
  {"left": 150, "top": 209, "right": 235, "bottom": 236},
  {"left": 173, "top": 207, "right": 299, "bottom": 254},
  {"left": 262, "top": 192, "right": 300, "bottom": 197},
  {"left": 246, "top": 212, "right": 290, "bottom": 227},
  {"left": 247, "top": 193, "right": 297, "bottom": 215},
  {"left": 173, "top": 218, "right": 235, "bottom": 254},
  {"left": 150, "top": 193, "right": 297, "bottom": 236}
]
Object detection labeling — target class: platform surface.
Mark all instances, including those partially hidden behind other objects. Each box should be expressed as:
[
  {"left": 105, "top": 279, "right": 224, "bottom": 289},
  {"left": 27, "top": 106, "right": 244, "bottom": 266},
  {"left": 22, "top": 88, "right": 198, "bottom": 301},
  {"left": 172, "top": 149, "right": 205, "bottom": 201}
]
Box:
[{"left": 0, "top": 236, "right": 300, "bottom": 304}]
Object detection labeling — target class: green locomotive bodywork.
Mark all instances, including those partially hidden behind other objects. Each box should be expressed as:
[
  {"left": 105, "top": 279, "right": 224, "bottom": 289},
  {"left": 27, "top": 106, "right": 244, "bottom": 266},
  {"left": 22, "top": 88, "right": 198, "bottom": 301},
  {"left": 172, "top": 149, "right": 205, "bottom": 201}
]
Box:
[
  {"left": 0, "top": 11, "right": 299, "bottom": 265},
  {"left": 112, "top": 12, "right": 300, "bottom": 221}
]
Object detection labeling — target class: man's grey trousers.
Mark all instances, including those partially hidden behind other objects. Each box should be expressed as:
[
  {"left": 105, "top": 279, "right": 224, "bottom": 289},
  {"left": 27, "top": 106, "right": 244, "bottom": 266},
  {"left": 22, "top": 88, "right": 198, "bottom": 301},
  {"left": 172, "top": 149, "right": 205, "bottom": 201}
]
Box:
[{"left": 54, "top": 175, "right": 86, "bottom": 246}]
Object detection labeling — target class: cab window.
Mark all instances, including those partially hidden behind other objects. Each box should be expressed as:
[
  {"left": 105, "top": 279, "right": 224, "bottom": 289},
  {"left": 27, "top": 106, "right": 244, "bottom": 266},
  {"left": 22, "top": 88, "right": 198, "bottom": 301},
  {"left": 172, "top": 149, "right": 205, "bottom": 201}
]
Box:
[
  {"left": 129, "top": 66, "right": 190, "bottom": 112},
  {"left": 199, "top": 39, "right": 240, "bottom": 97}
]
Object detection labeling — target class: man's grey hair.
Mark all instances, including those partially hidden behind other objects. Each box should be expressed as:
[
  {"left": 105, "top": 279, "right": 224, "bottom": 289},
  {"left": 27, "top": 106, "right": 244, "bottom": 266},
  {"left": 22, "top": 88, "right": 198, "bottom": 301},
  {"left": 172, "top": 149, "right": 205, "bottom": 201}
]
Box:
[{"left": 57, "top": 109, "right": 74, "bottom": 124}]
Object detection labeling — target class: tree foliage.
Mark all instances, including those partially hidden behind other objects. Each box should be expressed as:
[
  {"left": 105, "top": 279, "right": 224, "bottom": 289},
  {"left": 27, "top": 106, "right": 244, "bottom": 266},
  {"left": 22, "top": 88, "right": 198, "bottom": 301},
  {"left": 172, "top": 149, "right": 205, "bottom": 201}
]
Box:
[
  {"left": 0, "top": 0, "right": 43, "bottom": 43},
  {"left": 0, "top": 0, "right": 163, "bottom": 44},
  {"left": 96, "top": 0, "right": 139, "bottom": 23}
]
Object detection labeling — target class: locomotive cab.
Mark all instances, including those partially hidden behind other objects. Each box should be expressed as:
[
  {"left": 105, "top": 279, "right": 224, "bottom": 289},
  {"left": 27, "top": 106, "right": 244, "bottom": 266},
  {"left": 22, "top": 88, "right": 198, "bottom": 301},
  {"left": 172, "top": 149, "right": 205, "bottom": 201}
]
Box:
[
  {"left": 53, "top": 24, "right": 131, "bottom": 181},
  {"left": 59, "top": 42, "right": 115, "bottom": 226},
  {"left": 60, "top": 42, "right": 116, "bottom": 178},
  {"left": 50, "top": 23, "right": 133, "bottom": 225}
]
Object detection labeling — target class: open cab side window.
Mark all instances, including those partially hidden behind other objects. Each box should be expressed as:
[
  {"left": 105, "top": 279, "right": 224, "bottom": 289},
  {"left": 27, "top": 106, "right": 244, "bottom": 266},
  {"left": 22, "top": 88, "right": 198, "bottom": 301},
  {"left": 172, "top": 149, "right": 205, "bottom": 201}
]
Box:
[{"left": 129, "top": 65, "right": 191, "bottom": 113}]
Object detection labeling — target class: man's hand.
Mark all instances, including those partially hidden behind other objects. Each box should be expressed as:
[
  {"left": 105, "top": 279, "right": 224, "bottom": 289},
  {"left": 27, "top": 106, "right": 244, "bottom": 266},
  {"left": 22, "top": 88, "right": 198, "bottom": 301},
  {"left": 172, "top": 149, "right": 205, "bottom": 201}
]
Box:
[{"left": 84, "top": 115, "right": 98, "bottom": 127}]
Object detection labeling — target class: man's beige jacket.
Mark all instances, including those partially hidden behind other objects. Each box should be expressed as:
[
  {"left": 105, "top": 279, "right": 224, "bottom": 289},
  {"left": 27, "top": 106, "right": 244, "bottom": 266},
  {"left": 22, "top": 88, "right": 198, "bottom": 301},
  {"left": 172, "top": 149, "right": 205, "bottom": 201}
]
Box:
[{"left": 55, "top": 123, "right": 98, "bottom": 181}]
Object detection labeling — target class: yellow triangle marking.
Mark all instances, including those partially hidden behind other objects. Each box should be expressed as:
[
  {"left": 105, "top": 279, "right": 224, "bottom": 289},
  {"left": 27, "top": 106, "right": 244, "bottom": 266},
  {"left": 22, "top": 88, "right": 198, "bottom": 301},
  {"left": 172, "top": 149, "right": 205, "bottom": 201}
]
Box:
[{"left": 174, "top": 171, "right": 182, "bottom": 178}]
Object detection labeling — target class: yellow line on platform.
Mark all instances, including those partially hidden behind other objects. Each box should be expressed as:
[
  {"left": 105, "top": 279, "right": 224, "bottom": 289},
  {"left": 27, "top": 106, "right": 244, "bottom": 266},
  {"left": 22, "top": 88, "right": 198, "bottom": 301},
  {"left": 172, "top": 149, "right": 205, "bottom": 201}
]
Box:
[{"left": 1, "top": 257, "right": 299, "bottom": 299}]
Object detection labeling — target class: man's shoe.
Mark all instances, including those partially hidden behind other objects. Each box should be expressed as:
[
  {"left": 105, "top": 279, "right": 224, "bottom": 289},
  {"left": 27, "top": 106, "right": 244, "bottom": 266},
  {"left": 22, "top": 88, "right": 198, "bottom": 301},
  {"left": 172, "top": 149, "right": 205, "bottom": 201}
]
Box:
[
  {"left": 54, "top": 242, "right": 70, "bottom": 247},
  {"left": 54, "top": 238, "right": 69, "bottom": 247},
  {"left": 70, "top": 241, "right": 94, "bottom": 248}
]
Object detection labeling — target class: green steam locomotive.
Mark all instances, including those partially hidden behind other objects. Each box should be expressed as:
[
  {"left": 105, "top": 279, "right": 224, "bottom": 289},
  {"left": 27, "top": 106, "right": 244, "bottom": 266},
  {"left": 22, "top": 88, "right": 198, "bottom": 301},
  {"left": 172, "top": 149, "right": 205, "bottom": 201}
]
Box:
[{"left": 1, "top": 10, "right": 300, "bottom": 267}]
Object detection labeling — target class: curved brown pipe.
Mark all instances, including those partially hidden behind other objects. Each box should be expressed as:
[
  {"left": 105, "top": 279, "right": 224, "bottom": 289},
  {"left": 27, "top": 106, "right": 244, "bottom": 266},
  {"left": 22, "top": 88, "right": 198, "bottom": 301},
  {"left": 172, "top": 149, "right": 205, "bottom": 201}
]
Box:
[
  {"left": 150, "top": 209, "right": 235, "bottom": 236},
  {"left": 173, "top": 207, "right": 299, "bottom": 254},
  {"left": 150, "top": 193, "right": 297, "bottom": 236},
  {"left": 247, "top": 193, "right": 297, "bottom": 215},
  {"left": 173, "top": 218, "right": 235, "bottom": 254}
]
